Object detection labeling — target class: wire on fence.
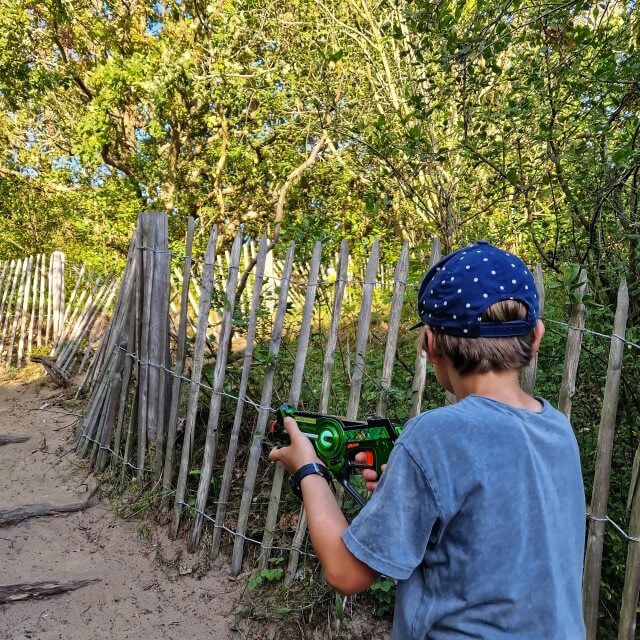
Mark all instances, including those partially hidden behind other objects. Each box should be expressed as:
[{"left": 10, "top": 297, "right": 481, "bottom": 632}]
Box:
[
  {"left": 587, "top": 513, "right": 640, "bottom": 543},
  {"left": 117, "top": 346, "right": 276, "bottom": 415},
  {"left": 177, "top": 500, "right": 316, "bottom": 558},
  {"left": 543, "top": 318, "right": 640, "bottom": 352},
  {"left": 77, "top": 432, "right": 152, "bottom": 473}
]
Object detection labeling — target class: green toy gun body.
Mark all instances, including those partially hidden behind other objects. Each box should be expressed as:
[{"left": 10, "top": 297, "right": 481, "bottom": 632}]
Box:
[{"left": 270, "top": 404, "right": 404, "bottom": 507}]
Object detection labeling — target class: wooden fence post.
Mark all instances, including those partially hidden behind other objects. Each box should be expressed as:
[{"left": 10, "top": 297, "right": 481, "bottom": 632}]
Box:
[
  {"left": 170, "top": 225, "right": 219, "bottom": 539},
  {"left": 521, "top": 263, "right": 545, "bottom": 395},
  {"left": 285, "top": 240, "right": 350, "bottom": 585},
  {"left": 0, "top": 260, "right": 10, "bottom": 320},
  {"left": 51, "top": 252, "right": 65, "bottom": 344},
  {"left": 619, "top": 464, "right": 640, "bottom": 638},
  {"left": 26, "top": 254, "right": 40, "bottom": 361},
  {"left": 188, "top": 227, "right": 244, "bottom": 550},
  {"left": 231, "top": 243, "right": 295, "bottom": 575},
  {"left": 16, "top": 256, "right": 33, "bottom": 368},
  {"left": 410, "top": 238, "right": 441, "bottom": 417},
  {"left": 6, "top": 258, "right": 28, "bottom": 367},
  {"left": 346, "top": 239, "right": 379, "bottom": 420},
  {"left": 161, "top": 217, "right": 195, "bottom": 510},
  {"left": 582, "top": 279, "right": 629, "bottom": 639},
  {"left": 37, "top": 254, "right": 46, "bottom": 347},
  {"left": 0, "top": 259, "right": 20, "bottom": 358},
  {"left": 376, "top": 241, "right": 410, "bottom": 417},
  {"left": 558, "top": 269, "right": 588, "bottom": 420},
  {"left": 259, "top": 241, "right": 323, "bottom": 569},
  {"left": 210, "top": 235, "right": 269, "bottom": 560}
]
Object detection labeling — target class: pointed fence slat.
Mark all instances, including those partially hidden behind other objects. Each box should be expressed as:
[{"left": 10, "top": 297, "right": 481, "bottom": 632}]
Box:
[
  {"left": 284, "top": 240, "right": 349, "bottom": 585},
  {"left": 410, "top": 238, "right": 441, "bottom": 417},
  {"left": 16, "top": 256, "right": 33, "bottom": 368},
  {"left": 0, "top": 259, "right": 21, "bottom": 356},
  {"left": 376, "top": 241, "right": 410, "bottom": 417},
  {"left": 56, "top": 278, "right": 104, "bottom": 369},
  {"left": 6, "top": 258, "right": 28, "bottom": 367},
  {"left": 51, "top": 252, "right": 65, "bottom": 344},
  {"left": 37, "top": 254, "right": 46, "bottom": 347},
  {"left": 558, "top": 269, "right": 588, "bottom": 420},
  {"left": 211, "top": 235, "right": 269, "bottom": 560},
  {"left": 231, "top": 243, "right": 295, "bottom": 575},
  {"left": 170, "top": 225, "right": 219, "bottom": 539},
  {"left": 45, "top": 254, "right": 53, "bottom": 344},
  {"left": 520, "top": 263, "right": 545, "bottom": 395},
  {"left": 582, "top": 278, "right": 629, "bottom": 640},
  {"left": 52, "top": 264, "right": 86, "bottom": 355},
  {"left": 161, "top": 217, "right": 195, "bottom": 510},
  {"left": 26, "top": 254, "right": 40, "bottom": 360},
  {"left": 0, "top": 261, "right": 10, "bottom": 319},
  {"left": 259, "top": 241, "right": 323, "bottom": 569},
  {"left": 188, "top": 227, "right": 244, "bottom": 550},
  {"left": 318, "top": 240, "right": 349, "bottom": 412},
  {"left": 346, "top": 239, "right": 379, "bottom": 420},
  {"left": 112, "top": 300, "right": 137, "bottom": 470}
]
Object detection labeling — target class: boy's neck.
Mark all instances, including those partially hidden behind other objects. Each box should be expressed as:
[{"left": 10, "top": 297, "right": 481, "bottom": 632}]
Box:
[{"left": 448, "top": 367, "right": 542, "bottom": 412}]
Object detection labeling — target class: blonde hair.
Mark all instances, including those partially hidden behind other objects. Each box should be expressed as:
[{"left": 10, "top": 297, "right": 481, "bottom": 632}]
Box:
[{"left": 424, "top": 300, "right": 536, "bottom": 375}]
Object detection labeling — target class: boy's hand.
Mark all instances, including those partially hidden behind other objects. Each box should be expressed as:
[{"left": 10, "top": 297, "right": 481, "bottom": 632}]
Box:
[
  {"left": 355, "top": 452, "right": 386, "bottom": 492},
  {"left": 268, "top": 416, "right": 322, "bottom": 473}
]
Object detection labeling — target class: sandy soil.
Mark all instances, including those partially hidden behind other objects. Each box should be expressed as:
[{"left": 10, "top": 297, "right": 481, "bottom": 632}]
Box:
[{"left": 0, "top": 370, "right": 247, "bottom": 640}]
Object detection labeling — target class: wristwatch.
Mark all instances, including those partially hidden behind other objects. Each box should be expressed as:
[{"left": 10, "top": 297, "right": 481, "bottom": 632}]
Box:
[{"left": 289, "top": 462, "right": 333, "bottom": 500}]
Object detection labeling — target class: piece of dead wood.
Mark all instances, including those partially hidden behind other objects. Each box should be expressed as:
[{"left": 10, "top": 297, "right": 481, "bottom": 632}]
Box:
[
  {"left": 31, "top": 355, "right": 71, "bottom": 387},
  {"left": 0, "top": 498, "right": 97, "bottom": 527},
  {"left": 0, "top": 579, "right": 100, "bottom": 604},
  {"left": 0, "top": 435, "right": 30, "bottom": 446}
]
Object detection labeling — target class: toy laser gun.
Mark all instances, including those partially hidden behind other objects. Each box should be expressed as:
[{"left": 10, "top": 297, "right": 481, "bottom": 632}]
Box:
[{"left": 269, "top": 404, "right": 404, "bottom": 507}]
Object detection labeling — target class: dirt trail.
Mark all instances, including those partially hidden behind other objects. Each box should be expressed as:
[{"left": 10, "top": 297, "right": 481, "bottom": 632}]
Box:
[{"left": 0, "top": 371, "right": 246, "bottom": 640}]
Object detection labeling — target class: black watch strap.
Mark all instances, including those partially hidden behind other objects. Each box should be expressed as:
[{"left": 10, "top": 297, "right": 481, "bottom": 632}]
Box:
[{"left": 289, "top": 463, "right": 333, "bottom": 500}]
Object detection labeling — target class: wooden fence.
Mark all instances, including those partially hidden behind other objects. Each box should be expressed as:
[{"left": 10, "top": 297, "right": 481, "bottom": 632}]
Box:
[
  {"left": 0, "top": 252, "right": 117, "bottom": 376},
  {"left": 25, "top": 212, "right": 640, "bottom": 638}
]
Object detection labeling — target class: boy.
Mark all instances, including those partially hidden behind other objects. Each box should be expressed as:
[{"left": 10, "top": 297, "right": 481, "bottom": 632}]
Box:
[{"left": 269, "top": 241, "right": 586, "bottom": 639}]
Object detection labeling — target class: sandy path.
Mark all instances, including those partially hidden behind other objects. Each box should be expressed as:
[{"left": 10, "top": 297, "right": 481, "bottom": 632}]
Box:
[{"left": 0, "top": 372, "right": 246, "bottom": 640}]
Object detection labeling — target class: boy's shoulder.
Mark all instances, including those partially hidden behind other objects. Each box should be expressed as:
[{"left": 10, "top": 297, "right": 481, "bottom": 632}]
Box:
[{"left": 399, "top": 395, "right": 570, "bottom": 449}]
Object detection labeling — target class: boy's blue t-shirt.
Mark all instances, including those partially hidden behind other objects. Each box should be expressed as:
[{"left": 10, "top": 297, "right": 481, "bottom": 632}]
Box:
[{"left": 342, "top": 395, "right": 586, "bottom": 640}]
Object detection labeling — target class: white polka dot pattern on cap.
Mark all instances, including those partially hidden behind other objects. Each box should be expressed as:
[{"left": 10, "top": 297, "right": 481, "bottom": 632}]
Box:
[{"left": 414, "top": 241, "right": 539, "bottom": 338}]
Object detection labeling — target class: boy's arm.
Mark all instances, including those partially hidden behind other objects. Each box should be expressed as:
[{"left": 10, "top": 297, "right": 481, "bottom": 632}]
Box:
[{"left": 268, "top": 418, "right": 379, "bottom": 595}]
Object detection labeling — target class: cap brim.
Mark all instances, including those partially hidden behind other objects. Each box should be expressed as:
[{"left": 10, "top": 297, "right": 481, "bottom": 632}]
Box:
[{"left": 409, "top": 321, "right": 425, "bottom": 331}]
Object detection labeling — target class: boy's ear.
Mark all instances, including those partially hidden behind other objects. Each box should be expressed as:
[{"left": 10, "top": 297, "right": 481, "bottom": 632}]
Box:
[
  {"left": 424, "top": 326, "right": 443, "bottom": 363},
  {"left": 532, "top": 320, "right": 545, "bottom": 353}
]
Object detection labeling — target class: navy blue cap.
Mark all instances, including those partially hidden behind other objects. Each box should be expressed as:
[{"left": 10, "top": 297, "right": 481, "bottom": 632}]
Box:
[{"left": 412, "top": 241, "right": 539, "bottom": 337}]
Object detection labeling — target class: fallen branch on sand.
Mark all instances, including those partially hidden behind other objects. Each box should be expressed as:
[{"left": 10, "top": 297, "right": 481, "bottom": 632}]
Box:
[
  {"left": 0, "top": 580, "right": 100, "bottom": 604},
  {"left": 0, "top": 498, "right": 98, "bottom": 527},
  {"left": 0, "top": 435, "right": 30, "bottom": 446},
  {"left": 30, "top": 355, "right": 71, "bottom": 387}
]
